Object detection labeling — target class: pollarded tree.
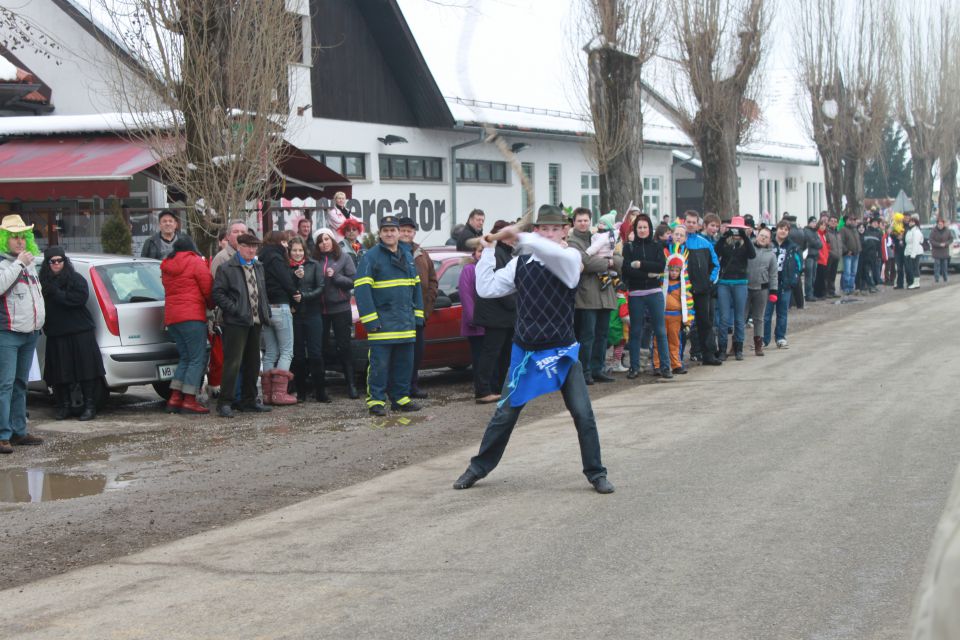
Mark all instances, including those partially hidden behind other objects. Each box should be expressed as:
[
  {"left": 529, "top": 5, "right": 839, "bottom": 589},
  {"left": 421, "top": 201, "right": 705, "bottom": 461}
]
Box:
[
  {"left": 574, "top": 0, "right": 662, "bottom": 216},
  {"left": 667, "top": 0, "right": 771, "bottom": 218}
]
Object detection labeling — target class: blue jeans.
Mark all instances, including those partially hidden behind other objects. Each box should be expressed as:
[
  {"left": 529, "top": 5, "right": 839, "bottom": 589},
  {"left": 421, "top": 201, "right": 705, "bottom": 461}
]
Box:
[
  {"left": 575, "top": 308, "right": 612, "bottom": 376},
  {"left": 763, "top": 288, "right": 791, "bottom": 345},
  {"left": 716, "top": 283, "right": 748, "bottom": 344},
  {"left": 804, "top": 257, "right": 818, "bottom": 299},
  {"left": 0, "top": 330, "right": 39, "bottom": 441},
  {"left": 934, "top": 258, "right": 950, "bottom": 282},
  {"left": 842, "top": 255, "right": 859, "bottom": 293},
  {"left": 262, "top": 303, "right": 294, "bottom": 370},
  {"left": 628, "top": 293, "right": 670, "bottom": 372},
  {"left": 467, "top": 360, "right": 607, "bottom": 482},
  {"left": 167, "top": 321, "right": 209, "bottom": 395}
]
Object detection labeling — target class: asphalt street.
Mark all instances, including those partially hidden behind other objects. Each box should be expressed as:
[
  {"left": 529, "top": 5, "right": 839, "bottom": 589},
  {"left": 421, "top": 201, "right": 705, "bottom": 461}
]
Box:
[{"left": 2, "top": 285, "right": 958, "bottom": 640}]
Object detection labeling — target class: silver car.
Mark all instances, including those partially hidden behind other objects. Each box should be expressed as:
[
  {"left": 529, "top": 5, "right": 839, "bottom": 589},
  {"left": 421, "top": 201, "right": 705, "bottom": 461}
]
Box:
[{"left": 30, "top": 253, "right": 179, "bottom": 405}]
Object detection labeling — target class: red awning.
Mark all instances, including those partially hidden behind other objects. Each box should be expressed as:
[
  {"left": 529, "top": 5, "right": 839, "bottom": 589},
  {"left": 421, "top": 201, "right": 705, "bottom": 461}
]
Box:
[
  {"left": 272, "top": 142, "right": 352, "bottom": 200},
  {"left": 0, "top": 136, "right": 159, "bottom": 200}
]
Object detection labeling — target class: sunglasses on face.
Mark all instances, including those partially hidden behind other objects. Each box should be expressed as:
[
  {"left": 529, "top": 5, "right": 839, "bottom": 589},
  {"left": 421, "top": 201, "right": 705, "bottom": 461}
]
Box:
[{"left": 48, "top": 258, "right": 64, "bottom": 264}]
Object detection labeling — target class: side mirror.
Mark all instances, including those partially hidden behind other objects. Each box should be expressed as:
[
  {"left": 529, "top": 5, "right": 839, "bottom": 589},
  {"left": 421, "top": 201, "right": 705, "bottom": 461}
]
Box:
[{"left": 434, "top": 295, "right": 452, "bottom": 310}]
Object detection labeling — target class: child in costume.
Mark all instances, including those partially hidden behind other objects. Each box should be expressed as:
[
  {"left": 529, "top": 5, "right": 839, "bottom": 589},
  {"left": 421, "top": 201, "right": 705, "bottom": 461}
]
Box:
[
  {"left": 606, "top": 287, "right": 629, "bottom": 372},
  {"left": 653, "top": 245, "right": 694, "bottom": 375}
]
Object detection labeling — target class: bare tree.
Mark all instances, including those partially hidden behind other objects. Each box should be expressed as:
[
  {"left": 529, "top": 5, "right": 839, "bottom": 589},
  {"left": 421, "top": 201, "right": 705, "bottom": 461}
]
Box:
[
  {"left": 572, "top": 0, "right": 662, "bottom": 216},
  {"left": 893, "top": 0, "right": 955, "bottom": 222},
  {"left": 796, "top": 0, "right": 892, "bottom": 221},
  {"left": 935, "top": 7, "right": 960, "bottom": 220},
  {"left": 666, "top": 0, "right": 771, "bottom": 217},
  {"left": 0, "top": 8, "right": 60, "bottom": 59},
  {"left": 94, "top": 0, "right": 299, "bottom": 246}
]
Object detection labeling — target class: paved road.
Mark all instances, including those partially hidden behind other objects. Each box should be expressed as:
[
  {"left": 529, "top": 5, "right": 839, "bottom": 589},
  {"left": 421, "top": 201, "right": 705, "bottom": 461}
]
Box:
[{"left": 3, "top": 286, "right": 959, "bottom": 639}]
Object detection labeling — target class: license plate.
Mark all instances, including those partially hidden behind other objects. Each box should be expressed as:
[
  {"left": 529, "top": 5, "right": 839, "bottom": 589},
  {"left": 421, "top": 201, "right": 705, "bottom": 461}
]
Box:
[{"left": 157, "top": 364, "right": 175, "bottom": 381}]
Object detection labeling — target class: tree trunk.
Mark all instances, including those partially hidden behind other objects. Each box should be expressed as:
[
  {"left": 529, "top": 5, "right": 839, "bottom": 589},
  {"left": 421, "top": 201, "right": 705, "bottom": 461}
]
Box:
[
  {"left": 912, "top": 155, "right": 935, "bottom": 222},
  {"left": 841, "top": 155, "right": 865, "bottom": 220},
  {"left": 588, "top": 47, "right": 644, "bottom": 218},
  {"left": 694, "top": 113, "right": 740, "bottom": 217},
  {"left": 938, "top": 154, "right": 958, "bottom": 221}
]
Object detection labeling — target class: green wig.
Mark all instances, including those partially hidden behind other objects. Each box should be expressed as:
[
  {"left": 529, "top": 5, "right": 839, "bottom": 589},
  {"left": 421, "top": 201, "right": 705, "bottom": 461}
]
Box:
[{"left": 0, "top": 228, "right": 40, "bottom": 256}]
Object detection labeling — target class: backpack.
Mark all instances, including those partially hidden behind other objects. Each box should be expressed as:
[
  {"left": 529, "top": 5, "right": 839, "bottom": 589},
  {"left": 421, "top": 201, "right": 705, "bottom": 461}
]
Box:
[{"left": 780, "top": 245, "right": 802, "bottom": 288}]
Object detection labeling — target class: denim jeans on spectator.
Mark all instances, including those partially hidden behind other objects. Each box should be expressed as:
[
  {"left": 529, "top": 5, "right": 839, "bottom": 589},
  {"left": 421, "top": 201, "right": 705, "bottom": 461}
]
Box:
[
  {"left": 0, "top": 330, "right": 39, "bottom": 441},
  {"left": 628, "top": 293, "right": 670, "bottom": 372},
  {"left": 841, "top": 254, "right": 859, "bottom": 294},
  {"left": 575, "top": 308, "right": 612, "bottom": 376},
  {"left": 717, "top": 282, "right": 748, "bottom": 344},
  {"left": 262, "top": 303, "right": 294, "bottom": 370},
  {"left": 934, "top": 258, "right": 950, "bottom": 282},
  {"left": 167, "top": 320, "right": 209, "bottom": 395},
  {"left": 763, "top": 288, "right": 792, "bottom": 346},
  {"left": 467, "top": 360, "right": 607, "bottom": 483},
  {"left": 804, "top": 257, "right": 818, "bottom": 299}
]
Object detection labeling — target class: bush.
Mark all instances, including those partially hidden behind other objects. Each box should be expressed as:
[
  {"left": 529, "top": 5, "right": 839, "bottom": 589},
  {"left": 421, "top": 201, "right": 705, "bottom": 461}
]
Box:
[{"left": 101, "top": 200, "right": 132, "bottom": 255}]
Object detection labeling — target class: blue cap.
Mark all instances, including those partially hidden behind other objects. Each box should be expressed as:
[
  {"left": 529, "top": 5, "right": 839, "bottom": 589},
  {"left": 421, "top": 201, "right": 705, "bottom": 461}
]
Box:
[{"left": 379, "top": 215, "right": 400, "bottom": 229}]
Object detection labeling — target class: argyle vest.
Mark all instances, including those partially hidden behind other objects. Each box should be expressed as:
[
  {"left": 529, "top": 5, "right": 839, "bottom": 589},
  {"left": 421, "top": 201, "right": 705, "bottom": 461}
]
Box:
[{"left": 514, "top": 256, "right": 576, "bottom": 351}]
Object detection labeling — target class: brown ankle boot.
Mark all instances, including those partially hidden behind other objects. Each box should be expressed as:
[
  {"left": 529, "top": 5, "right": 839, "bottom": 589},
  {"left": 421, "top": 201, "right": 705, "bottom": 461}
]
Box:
[{"left": 754, "top": 336, "right": 764, "bottom": 356}]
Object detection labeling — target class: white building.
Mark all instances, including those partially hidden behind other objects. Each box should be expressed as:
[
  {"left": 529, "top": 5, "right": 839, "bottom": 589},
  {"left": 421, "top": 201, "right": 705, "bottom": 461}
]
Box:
[{"left": 0, "top": 0, "right": 827, "bottom": 247}]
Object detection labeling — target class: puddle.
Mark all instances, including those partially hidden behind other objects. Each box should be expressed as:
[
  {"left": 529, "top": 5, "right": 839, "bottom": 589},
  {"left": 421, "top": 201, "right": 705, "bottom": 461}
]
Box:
[{"left": 0, "top": 468, "right": 124, "bottom": 503}]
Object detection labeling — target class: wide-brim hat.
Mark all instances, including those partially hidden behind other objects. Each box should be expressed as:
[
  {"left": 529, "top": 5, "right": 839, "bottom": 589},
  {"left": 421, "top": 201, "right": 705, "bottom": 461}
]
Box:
[
  {"left": 726, "top": 216, "right": 751, "bottom": 229},
  {"left": 534, "top": 204, "right": 567, "bottom": 226},
  {"left": 0, "top": 214, "right": 33, "bottom": 233}
]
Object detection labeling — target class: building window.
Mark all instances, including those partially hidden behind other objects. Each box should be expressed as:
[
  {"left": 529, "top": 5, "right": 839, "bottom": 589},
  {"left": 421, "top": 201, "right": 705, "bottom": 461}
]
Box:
[
  {"left": 643, "top": 176, "right": 662, "bottom": 221},
  {"left": 774, "top": 180, "right": 780, "bottom": 217},
  {"left": 314, "top": 152, "right": 366, "bottom": 179},
  {"left": 581, "top": 172, "right": 600, "bottom": 217},
  {"left": 548, "top": 163, "right": 561, "bottom": 206},
  {"left": 521, "top": 162, "right": 535, "bottom": 213},
  {"left": 456, "top": 159, "right": 507, "bottom": 184},
  {"left": 380, "top": 155, "right": 443, "bottom": 181}
]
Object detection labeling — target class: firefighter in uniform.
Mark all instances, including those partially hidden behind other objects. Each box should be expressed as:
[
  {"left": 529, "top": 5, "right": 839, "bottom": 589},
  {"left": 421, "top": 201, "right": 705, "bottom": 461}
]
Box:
[{"left": 354, "top": 215, "right": 424, "bottom": 416}]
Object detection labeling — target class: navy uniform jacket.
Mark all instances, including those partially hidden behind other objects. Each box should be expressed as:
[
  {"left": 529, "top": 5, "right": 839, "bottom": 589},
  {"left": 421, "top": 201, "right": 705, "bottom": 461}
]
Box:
[{"left": 354, "top": 242, "right": 424, "bottom": 344}]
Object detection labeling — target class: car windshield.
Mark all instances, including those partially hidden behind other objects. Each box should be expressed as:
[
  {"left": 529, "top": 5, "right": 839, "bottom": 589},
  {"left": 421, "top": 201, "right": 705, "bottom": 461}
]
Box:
[{"left": 94, "top": 262, "right": 165, "bottom": 304}]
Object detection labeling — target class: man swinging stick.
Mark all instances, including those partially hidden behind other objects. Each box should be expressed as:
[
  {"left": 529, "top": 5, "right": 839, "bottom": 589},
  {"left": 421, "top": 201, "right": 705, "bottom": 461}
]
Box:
[{"left": 453, "top": 205, "right": 614, "bottom": 494}]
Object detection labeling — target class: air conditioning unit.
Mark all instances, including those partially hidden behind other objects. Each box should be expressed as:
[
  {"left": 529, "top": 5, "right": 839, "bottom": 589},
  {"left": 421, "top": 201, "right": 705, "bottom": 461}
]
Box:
[{"left": 785, "top": 177, "right": 798, "bottom": 192}]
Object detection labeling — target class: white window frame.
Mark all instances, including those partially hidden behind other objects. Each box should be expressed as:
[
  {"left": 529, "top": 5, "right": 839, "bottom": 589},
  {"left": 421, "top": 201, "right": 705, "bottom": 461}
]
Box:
[
  {"left": 581, "top": 172, "right": 600, "bottom": 218},
  {"left": 643, "top": 175, "right": 662, "bottom": 221}
]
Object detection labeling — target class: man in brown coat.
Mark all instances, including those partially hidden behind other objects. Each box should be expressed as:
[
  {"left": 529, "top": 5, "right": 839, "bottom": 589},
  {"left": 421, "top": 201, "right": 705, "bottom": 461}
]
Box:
[
  {"left": 567, "top": 207, "right": 623, "bottom": 383},
  {"left": 399, "top": 217, "right": 438, "bottom": 398}
]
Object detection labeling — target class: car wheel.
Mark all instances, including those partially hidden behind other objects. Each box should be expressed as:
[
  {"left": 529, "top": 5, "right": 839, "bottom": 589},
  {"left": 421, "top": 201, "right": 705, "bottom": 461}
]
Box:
[{"left": 152, "top": 381, "right": 173, "bottom": 401}]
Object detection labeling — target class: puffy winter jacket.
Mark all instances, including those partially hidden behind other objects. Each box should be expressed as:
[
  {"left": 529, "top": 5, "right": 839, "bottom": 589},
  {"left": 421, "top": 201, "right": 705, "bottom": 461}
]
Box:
[
  {"left": 314, "top": 251, "right": 356, "bottom": 316},
  {"left": 803, "top": 226, "right": 823, "bottom": 257},
  {"left": 747, "top": 244, "right": 779, "bottom": 291},
  {"left": 141, "top": 231, "right": 198, "bottom": 261},
  {"left": 930, "top": 226, "right": 953, "bottom": 259},
  {"left": 685, "top": 233, "right": 720, "bottom": 293},
  {"left": 622, "top": 237, "right": 666, "bottom": 291},
  {"left": 716, "top": 230, "right": 757, "bottom": 281},
  {"left": 567, "top": 228, "right": 622, "bottom": 310},
  {"left": 290, "top": 258, "right": 325, "bottom": 315},
  {"left": 905, "top": 226, "right": 925, "bottom": 258},
  {"left": 257, "top": 243, "right": 298, "bottom": 305},
  {"left": 161, "top": 251, "right": 213, "bottom": 325},
  {"left": 826, "top": 227, "right": 843, "bottom": 260},
  {"left": 840, "top": 225, "right": 862, "bottom": 255},
  {"left": 0, "top": 254, "right": 44, "bottom": 333}
]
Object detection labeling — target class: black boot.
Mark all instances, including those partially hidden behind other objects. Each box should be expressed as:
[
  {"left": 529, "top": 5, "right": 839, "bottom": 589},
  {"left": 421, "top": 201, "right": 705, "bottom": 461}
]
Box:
[
  {"left": 718, "top": 338, "right": 729, "bottom": 362},
  {"left": 78, "top": 380, "right": 97, "bottom": 421},
  {"left": 310, "top": 360, "right": 331, "bottom": 403},
  {"left": 54, "top": 384, "right": 71, "bottom": 421},
  {"left": 343, "top": 359, "right": 359, "bottom": 399},
  {"left": 291, "top": 359, "right": 308, "bottom": 403},
  {"left": 734, "top": 341, "right": 744, "bottom": 361}
]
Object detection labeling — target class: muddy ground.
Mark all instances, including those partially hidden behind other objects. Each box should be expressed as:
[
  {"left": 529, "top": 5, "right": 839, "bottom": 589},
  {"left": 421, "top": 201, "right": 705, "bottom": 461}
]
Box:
[{"left": 0, "top": 279, "right": 943, "bottom": 589}]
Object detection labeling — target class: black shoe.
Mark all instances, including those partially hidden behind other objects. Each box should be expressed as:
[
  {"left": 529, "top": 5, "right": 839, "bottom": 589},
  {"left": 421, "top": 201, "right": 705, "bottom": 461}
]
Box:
[
  {"left": 409, "top": 389, "right": 429, "bottom": 399},
  {"left": 584, "top": 374, "right": 595, "bottom": 385},
  {"left": 242, "top": 402, "right": 272, "bottom": 413},
  {"left": 369, "top": 404, "right": 387, "bottom": 417},
  {"left": 626, "top": 368, "right": 640, "bottom": 379},
  {"left": 55, "top": 403, "right": 71, "bottom": 421},
  {"left": 659, "top": 368, "right": 674, "bottom": 380},
  {"left": 591, "top": 476, "right": 615, "bottom": 494},
  {"left": 216, "top": 404, "right": 235, "bottom": 418},
  {"left": 593, "top": 371, "right": 615, "bottom": 383},
  {"left": 672, "top": 367, "right": 688, "bottom": 375},
  {"left": 453, "top": 469, "right": 480, "bottom": 490},
  {"left": 392, "top": 401, "right": 422, "bottom": 412},
  {"left": 314, "top": 390, "right": 332, "bottom": 404},
  {"left": 702, "top": 356, "right": 723, "bottom": 366},
  {"left": 78, "top": 403, "right": 96, "bottom": 422}
]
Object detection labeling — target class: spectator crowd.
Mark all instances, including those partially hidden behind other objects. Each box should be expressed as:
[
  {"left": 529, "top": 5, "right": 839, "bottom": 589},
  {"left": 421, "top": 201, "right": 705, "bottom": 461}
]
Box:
[{"left": 0, "top": 199, "right": 950, "bottom": 453}]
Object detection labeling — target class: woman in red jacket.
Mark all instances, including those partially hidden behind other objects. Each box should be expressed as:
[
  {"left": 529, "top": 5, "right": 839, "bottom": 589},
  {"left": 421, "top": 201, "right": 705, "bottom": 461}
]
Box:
[
  {"left": 161, "top": 236, "right": 214, "bottom": 414},
  {"left": 814, "top": 219, "right": 830, "bottom": 299}
]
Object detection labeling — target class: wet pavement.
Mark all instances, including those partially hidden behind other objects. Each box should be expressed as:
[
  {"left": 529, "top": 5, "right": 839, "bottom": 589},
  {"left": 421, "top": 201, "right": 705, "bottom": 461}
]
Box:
[{"left": 0, "top": 278, "right": 944, "bottom": 589}]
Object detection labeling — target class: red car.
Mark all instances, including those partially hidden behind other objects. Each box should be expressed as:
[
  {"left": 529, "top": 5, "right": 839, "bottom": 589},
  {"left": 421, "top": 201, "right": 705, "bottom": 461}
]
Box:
[{"left": 347, "top": 247, "right": 472, "bottom": 371}]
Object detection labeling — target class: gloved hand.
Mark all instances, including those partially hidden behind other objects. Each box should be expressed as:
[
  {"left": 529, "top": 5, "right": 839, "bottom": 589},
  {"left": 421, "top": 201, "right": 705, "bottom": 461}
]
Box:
[{"left": 768, "top": 293, "right": 778, "bottom": 303}]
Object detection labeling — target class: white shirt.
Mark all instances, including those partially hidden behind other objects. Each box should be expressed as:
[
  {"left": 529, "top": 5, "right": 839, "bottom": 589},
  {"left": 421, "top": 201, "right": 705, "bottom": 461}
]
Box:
[{"left": 476, "top": 233, "right": 581, "bottom": 299}]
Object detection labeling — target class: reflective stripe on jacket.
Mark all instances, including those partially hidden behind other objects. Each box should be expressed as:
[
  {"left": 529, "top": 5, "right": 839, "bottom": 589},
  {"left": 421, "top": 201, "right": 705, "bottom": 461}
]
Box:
[{"left": 354, "top": 243, "right": 424, "bottom": 344}]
